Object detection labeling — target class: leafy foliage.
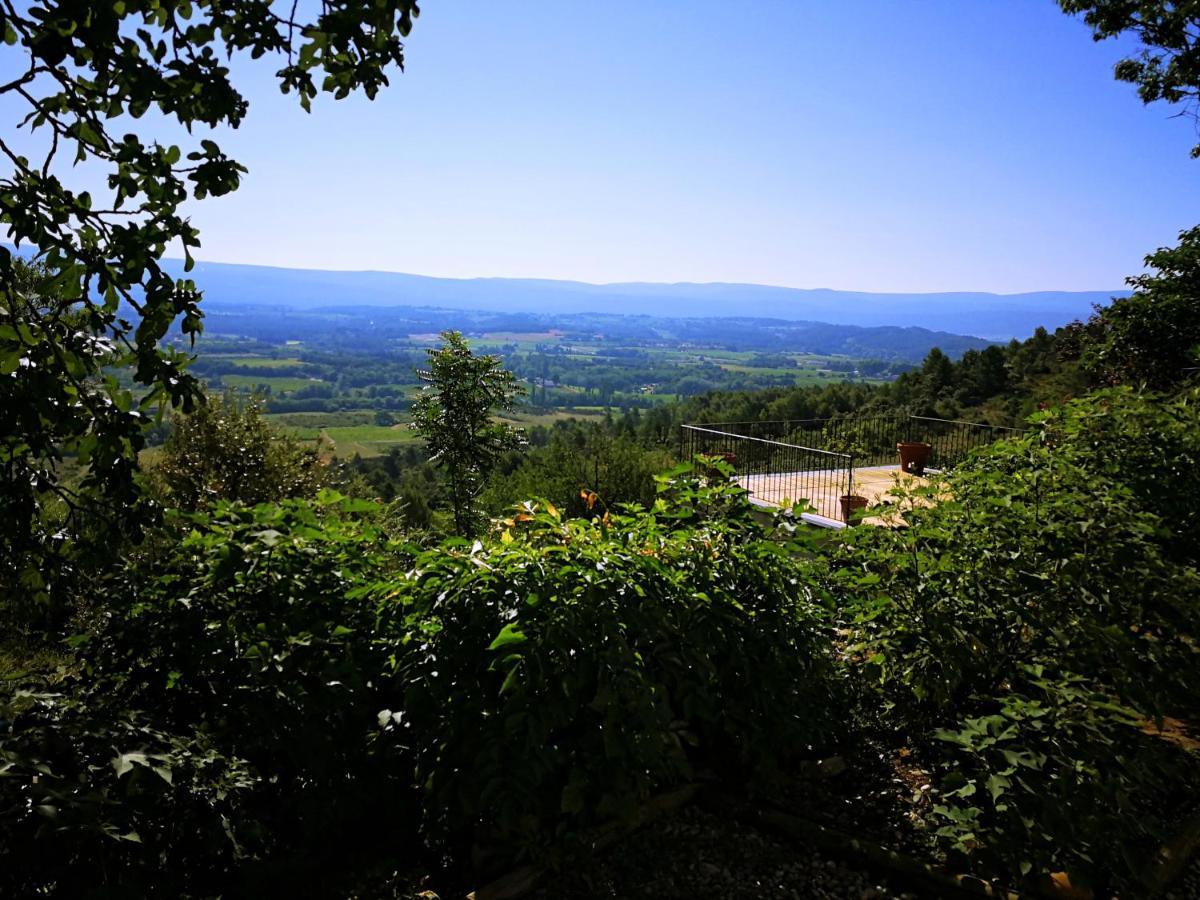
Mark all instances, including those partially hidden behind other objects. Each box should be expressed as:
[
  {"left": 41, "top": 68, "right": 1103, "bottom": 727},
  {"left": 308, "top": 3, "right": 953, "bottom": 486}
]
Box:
[
  {"left": 1, "top": 473, "right": 842, "bottom": 891},
  {"left": 1, "top": 493, "right": 411, "bottom": 896},
  {"left": 0, "top": 0, "right": 421, "bottom": 600},
  {"left": 0, "top": 259, "right": 148, "bottom": 623},
  {"left": 0, "top": 685, "right": 264, "bottom": 897},
  {"left": 3, "top": 2, "right": 1199, "bottom": 895},
  {"left": 840, "top": 432, "right": 1199, "bottom": 720},
  {"left": 834, "top": 389, "right": 1200, "bottom": 889},
  {"left": 1070, "top": 227, "right": 1200, "bottom": 390},
  {"left": 928, "top": 672, "right": 1194, "bottom": 893},
  {"left": 1061, "top": 0, "right": 1200, "bottom": 156},
  {"left": 375, "top": 466, "right": 836, "bottom": 857},
  {"left": 483, "top": 422, "right": 673, "bottom": 518},
  {"left": 1039, "top": 385, "right": 1200, "bottom": 565},
  {"left": 149, "top": 389, "right": 333, "bottom": 510}
]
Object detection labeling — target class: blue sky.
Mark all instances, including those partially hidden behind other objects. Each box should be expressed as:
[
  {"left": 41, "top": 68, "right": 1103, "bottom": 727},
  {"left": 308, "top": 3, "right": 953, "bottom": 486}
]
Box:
[{"left": 7, "top": 1, "right": 1200, "bottom": 292}]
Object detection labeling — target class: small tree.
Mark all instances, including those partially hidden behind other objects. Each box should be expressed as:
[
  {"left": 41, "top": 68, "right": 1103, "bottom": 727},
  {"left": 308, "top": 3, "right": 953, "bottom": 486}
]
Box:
[
  {"left": 151, "top": 390, "right": 330, "bottom": 511},
  {"left": 1074, "top": 227, "right": 1200, "bottom": 390},
  {"left": 411, "top": 332, "right": 524, "bottom": 535}
]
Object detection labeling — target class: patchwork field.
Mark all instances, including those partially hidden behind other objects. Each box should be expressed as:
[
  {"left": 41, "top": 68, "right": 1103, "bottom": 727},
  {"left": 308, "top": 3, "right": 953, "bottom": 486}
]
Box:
[
  {"left": 193, "top": 326, "right": 903, "bottom": 462},
  {"left": 265, "top": 411, "right": 420, "bottom": 457},
  {"left": 266, "top": 411, "right": 379, "bottom": 435},
  {"left": 479, "top": 330, "right": 565, "bottom": 342}
]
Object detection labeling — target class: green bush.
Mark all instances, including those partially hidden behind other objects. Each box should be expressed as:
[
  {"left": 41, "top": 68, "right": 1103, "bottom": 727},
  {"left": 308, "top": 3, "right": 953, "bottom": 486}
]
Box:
[
  {"left": 928, "top": 671, "right": 1198, "bottom": 894},
  {"left": 3, "top": 472, "right": 843, "bottom": 890},
  {"left": 1, "top": 493, "right": 413, "bottom": 896},
  {"left": 1075, "top": 226, "right": 1200, "bottom": 391},
  {"left": 483, "top": 426, "right": 673, "bottom": 518},
  {"left": 0, "top": 690, "right": 260, "bottom": 897},
  {"left": 1037, "top": 386, "right": 1200, "bottom": 567},
  {"left": 375, "top": 467, "right": 837, "bottom": 859},
  {"left": 838, "top": 431, "right": 1199, "bottom": 723},
  {"left": 1, "top": 260, "right": 152, "bottom": 633},
  {"left": 4, "top": 388, "right": 1196, "bottom": 895},
  {"left": 149, "top": 390, "right": 333, "bottom": 511},
  {"left": 835, "top": 391, "right": 1200, "bottom": 890}
]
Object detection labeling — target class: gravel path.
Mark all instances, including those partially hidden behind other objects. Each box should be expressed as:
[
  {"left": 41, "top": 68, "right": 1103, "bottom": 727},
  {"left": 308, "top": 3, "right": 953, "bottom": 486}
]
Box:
[{"left": 529, "top": 803, "right": 928, "bottom": 899}]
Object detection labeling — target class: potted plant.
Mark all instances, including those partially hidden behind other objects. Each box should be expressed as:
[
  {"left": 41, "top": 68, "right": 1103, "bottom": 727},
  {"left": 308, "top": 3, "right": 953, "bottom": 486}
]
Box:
[
  {"left": 896, "top": 441, "right": 932, "bottom": 475},
  {"left": 839, "top": 493, "right": 869, "bottom": 524}
]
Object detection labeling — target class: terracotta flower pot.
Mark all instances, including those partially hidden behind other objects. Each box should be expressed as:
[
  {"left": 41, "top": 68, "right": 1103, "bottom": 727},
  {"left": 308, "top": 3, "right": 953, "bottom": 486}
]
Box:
[
  {"left": 839, "top": 494, "right": 869, "bottom": 524},
  {"left": 897, "top": 441, "right": 932, "bottom": 476}
]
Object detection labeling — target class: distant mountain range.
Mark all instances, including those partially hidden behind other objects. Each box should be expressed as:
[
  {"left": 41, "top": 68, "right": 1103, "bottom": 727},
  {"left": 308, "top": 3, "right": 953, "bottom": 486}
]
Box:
[
  {"left": 5, "top": 246, "right": 1121, "bottom": 340},
  {"left": 160, "top": 258, "right": 1118, "bottom": 341}
]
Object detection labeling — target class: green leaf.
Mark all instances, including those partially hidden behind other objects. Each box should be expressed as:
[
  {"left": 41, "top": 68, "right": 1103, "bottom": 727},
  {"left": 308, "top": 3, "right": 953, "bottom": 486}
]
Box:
[
  {"left": 488, "top": 622, "right": 527, "bottom": 651},
  {"left": 112, "top": 751, "right": 148, "bottom": 778},
  {"left": 499, "top": 662, "right": 522, "bottom": 695}
]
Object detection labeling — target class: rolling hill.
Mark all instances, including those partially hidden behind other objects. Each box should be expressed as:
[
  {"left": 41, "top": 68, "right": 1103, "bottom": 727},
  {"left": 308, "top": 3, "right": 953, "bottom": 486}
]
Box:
[{"left": 165, "top": 258, "right": 1117, "bottom": 341}]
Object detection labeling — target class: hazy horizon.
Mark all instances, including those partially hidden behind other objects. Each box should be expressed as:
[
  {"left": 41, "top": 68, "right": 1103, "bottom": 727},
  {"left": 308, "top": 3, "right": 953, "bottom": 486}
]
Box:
[
  {"left": 172, "top": 250, "right": 1131, "bottom": 297},
  {"left": 133, "top": 252, "right": 1120, "bottom": 341}
]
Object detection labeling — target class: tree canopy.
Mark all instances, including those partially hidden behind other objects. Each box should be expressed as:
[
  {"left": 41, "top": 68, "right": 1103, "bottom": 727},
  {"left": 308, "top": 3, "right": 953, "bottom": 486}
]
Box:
[
  {"left": 0, "top": 0, "right": 420, "bottom": 602},
  {"left": 1073, "top": 225, "right": 1200, "bottom": 389},
  {"left": 1060, "top": 0, "right": 1200, "bottom": 155}
]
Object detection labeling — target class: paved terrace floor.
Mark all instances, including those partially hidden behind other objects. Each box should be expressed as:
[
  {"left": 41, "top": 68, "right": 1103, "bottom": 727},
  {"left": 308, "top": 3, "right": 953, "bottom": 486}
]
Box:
[{"left": 737, "top": 464, "right": 930, "bottom": 527}]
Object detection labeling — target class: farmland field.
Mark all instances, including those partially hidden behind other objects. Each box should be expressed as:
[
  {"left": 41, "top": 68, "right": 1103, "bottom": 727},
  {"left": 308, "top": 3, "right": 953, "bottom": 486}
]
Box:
[
  {"left": 220, "top": 374, "right": 317, "bottom": 393},
  {"left": 496, "top": 409, "right": 608, "bottom": 427},
  {"left": 266, "top": 410, "right": 378, "bottom": 436},
  {"left": 479, "top": 330, "right": 565, "bottom": 342},
  {"left": 217, "top": 356, "right": 305, "bottom": 369},
  {"left": 317, "top": 424, "right": 422, "bottom": 457}
]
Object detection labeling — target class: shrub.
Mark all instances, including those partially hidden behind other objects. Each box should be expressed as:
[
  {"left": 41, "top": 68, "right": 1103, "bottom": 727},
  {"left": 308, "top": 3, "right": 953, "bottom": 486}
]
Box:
[
  {"left": 837, "top": 431, "right": 1200, "bottom": 723},
  {"left": 150, "top": 390, "right": 333, "bottom": 511},
  {"left": 483, "top": 427, "right": 672, "bottom": 519},
  {"left": 1037, "top": 386, "right": 1200, "bottom": 566},
  {"left": 1075, "top": 226, "right": 1200, "bottom": 391},
  {"left": 929, "top": 671, "right": 1199, "bottom": 894},
  {"left": 0, "top": 689, "right": 260, "bottom": 897},
  {"left": 834, "top": 395, "right": 1200, "bottom": 890},
  {"left": 3, "top": 473, "right": 841, "bottom": 889},
  {"left": 1, "top": 493, "right": 413, "bottom": 896},
  {"left": 375, "top": 467, "right": 838, "bottom": 860}
]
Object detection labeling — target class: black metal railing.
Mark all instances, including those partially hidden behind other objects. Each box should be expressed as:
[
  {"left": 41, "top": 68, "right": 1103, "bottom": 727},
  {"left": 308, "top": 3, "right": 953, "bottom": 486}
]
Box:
[
  {"left": 680, "top": 414, "right": 1022, "bottom": 522},
  {"left": 681, "top": 424, "right": 853, "bottom": 520},
  {"left": 907, "top": 415, "right": 1023, "bottom": 470}
]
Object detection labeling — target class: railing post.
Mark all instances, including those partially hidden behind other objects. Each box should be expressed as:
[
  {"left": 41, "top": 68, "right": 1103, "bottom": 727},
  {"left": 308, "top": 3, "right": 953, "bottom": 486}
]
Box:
[{"left": 846, "top": 453, "right": 855, "bottom": 522}]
